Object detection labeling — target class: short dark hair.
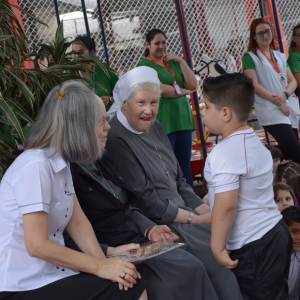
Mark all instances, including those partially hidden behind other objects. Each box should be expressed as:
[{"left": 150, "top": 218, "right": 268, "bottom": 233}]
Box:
[
  {"left": 203, "top": 73, "right": 255, "bottom": 122},
  {"left": 144, "top": 29, "right": 166, "bottom": 57},
  {"left": 282, "top": 206, "right": 300, "bottom": 227},
  {"left": 75, "top": 35, "right": 96, "bottom": 53},
  {"left": 265, "top": 144, "right": 282, "bottom": 159}
]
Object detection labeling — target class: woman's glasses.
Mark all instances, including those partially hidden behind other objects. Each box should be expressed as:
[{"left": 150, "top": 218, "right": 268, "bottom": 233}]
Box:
[
  {"left": 102, "top": 116, "right": 110, "bottom": 125},
  {"left": 256, "top": 29, "right": 272, "bottom": 38}
]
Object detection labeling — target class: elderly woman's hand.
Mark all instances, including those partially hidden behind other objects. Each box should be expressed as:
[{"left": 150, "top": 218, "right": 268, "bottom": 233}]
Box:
[
  {"left": 96, "top": 257, "right": 141, "bottom": 291},
  {"left": 191, "top": 212, "right": 211, "bottom": 224},
  {"left": 148, "top": 225, "right": 179, "bottom": 242},
  {"left": 194, "top": 203, "right": 210, "bottom": 215},
  {"left": 107, "top": 243, "right": 140, "bottom": 256}
]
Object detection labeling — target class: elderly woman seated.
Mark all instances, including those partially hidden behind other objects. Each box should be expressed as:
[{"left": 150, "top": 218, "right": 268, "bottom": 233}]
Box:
[
  {"left": 67, "top": 101, "right": 219, "bottom": 300},
  {"left": 0, "top": 81, "right": 147, "bottom": 300},
  {"left": 105, "top": 66, "right": 243, "bottom": 300}
]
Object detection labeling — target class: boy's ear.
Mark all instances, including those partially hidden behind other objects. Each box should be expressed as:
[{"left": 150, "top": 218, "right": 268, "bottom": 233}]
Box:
[
  {"left": 222, "top": 106, "right": 232, "bottom": 123},
  {"left": 282, "top": 178, "right": 287, "bottom": 184}
]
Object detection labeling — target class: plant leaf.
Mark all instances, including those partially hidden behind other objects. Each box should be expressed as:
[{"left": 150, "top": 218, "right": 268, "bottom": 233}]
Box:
[
  {"left": 0, "top": 135, "right": 18, "bottom": 152},
  {"left": 9, "top": 3, "right": 48, "bottom": 27},
  {"left": 4, "top": 96, "right": 34, "bottom": 124},
  {"left": 0, "top": 93, "right": 24, "bottom": 142},
  {"left": 55, "top": 20, "right": 64, "bottom": 45},
  {"left": 1, "top": 68, "right": 34, "bottom": 110},
  {"left": 0, "top": 35, "right": 14, "bottom": 42}
]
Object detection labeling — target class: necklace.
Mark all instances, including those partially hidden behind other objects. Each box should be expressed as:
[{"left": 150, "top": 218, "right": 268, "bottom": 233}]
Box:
[
  {"left": 99, "top": 170, "right": 118, "bottom": 198},
  {"left": 147, "top": 130, "right": 172, "bottom": 181}
]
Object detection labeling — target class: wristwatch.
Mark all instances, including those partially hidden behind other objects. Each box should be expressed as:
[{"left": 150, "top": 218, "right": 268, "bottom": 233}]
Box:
[
  {"left": 109, "top": 97, "right": 114, "bottom": 104},
  {"left": 187, "top": 212, "right": 194, "bottom": 224},
  {"left": 284, "top": 91, "right": 290, "bottom": 99}
]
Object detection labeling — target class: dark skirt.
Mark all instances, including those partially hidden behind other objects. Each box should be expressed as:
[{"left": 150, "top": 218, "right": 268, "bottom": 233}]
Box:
[
  {"left": 169, "top": 222, "right": 244, "bottom": 300},
  {"left": 0, "top": 272, "right": 146, "bottom": 300},
  {"left": 136, "top": 249, "right": 218, "bottom": 300}
]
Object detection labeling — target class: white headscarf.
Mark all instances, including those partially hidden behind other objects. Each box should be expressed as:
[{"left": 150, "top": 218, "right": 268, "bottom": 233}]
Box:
[{"left": 107, "top": 66, "right": 160, "bottom": 119}]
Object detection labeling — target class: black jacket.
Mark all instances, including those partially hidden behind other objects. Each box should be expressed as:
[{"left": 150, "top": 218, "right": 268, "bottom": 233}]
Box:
[{"left": 69, "top": 157, "right": 155, "bottom": 249}]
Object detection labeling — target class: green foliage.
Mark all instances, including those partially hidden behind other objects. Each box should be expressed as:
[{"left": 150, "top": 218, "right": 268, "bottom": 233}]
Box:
[{"left": 0, "top": 2, "right": 115, "bottom": 179}]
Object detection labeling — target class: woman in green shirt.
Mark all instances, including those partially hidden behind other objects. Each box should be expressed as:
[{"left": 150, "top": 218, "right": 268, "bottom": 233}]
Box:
[
  {"left": 72, "top": 36, "right": 118, "bottom": 111},
  {"left": 287, "top": 24, "right": 300, "bottom": 104},
  {"left": 137, "top": 29, "right": 197, "bottom": 188}
]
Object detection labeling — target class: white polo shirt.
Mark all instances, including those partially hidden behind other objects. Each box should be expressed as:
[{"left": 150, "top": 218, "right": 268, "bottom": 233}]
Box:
[
  {"left": 204, "top": 128, "right": 282, "bottom": 250},
  {"left": 0, "top": 149, "right": 78, "bottom": 292}
]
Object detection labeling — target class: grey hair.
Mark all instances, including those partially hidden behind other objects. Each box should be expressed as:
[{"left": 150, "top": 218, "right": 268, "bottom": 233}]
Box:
[
  {"left": 127, "top": 81, "right": 161, "bottom": 102},
  {"left": 24, "top": 80, "right": 103, "bottom": 163}
]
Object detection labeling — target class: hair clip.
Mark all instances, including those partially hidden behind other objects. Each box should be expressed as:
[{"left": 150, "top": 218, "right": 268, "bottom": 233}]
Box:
[
  {"left": 56, "top": 91, "right": 65, "bottom": 100},
  {"left": 280, "top": 160, "right": 293, "bottom": 166}
]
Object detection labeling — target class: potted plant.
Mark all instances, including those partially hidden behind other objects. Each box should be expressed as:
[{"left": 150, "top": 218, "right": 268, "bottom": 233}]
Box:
[{"left": 0, "top": 1, "right": 114, "bottom": 179}]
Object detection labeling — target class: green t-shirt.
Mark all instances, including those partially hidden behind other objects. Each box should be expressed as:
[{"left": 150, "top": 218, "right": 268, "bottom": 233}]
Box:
[
  {"left": 86, "top": 66, "right": 119, "bottom": 111},
  {"left": 242, "top": 52, "right": 289, "bottom": 70},
  {"left": 136, "top": 58, "right": 196, "bottom": 134},
  {"left": 287, "top": 49, "right": 300, "bottom": 100}
]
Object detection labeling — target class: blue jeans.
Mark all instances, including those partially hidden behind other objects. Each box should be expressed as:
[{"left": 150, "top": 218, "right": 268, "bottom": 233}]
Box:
[{"left": 168, "top": 130, "right": 193, "bottom": 188}]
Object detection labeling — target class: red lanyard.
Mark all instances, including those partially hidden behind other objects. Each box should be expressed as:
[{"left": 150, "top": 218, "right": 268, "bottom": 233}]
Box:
[
  {"left": 295, "top": 45, "right": 300, "bottom": 53},
  {"left": 258, "top": 47, "right": 282, "bottom": 76},
  {"left": 147, "top": 55, "right": 177, "bottom": 83}
]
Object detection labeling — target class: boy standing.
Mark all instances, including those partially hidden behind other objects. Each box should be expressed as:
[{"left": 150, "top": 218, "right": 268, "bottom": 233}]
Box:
[{"left": 203, "top": 73, "right": 292, "bottom": 300}]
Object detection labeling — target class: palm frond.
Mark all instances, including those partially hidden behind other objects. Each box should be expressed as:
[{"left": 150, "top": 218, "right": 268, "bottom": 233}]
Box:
[{"left": 0, "top": 5, "right": 116, "bottom": 180}]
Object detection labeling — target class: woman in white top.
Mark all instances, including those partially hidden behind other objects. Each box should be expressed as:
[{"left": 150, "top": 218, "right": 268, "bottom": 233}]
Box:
[
  {"left": 0, "top": 81, "right": 147, "bottom": 300},
  {"left": 243, "top": 18, "right": 300, "bottom": 164}
]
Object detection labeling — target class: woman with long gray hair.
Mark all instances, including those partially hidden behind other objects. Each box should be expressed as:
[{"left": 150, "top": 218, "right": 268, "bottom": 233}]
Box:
[{"left": 0, "top": 80, "right": 147, "bottom": 300}]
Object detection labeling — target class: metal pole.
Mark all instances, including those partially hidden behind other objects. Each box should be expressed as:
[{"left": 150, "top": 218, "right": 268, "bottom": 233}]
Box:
[
  {"left": 174, "top": 0, "right": 207, "bottom": 158},
  {"left": 53, "top": 0, "right": 60, "bottom": 26},
  {"left": 97, "top": 0, "right": 110, "bottom": 66},
  {"left": 258, "top": 0, "right": 264, "bottom": 18},
  {"left": 265, "top": 129, "right": 270, "bottom": 145},
  {"left": 81, "top": 0, "right": 91, "bottom": 37},
  {"left": 271, "top": 0, "right": 284, "bottom": 53}
]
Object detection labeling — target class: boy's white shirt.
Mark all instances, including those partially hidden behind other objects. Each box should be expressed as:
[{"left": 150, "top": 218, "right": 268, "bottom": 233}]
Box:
[
  {"left": 289, "top": 251, "right": 300, "bottom": 300},
  {"left": 204, "top": 127, "right": 282, "bottom": 250}
]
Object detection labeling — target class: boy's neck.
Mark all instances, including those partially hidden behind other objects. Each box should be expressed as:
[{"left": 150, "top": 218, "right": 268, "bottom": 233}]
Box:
[{"left": 222, "top": 123, "right": 250, "bottom": 140}]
